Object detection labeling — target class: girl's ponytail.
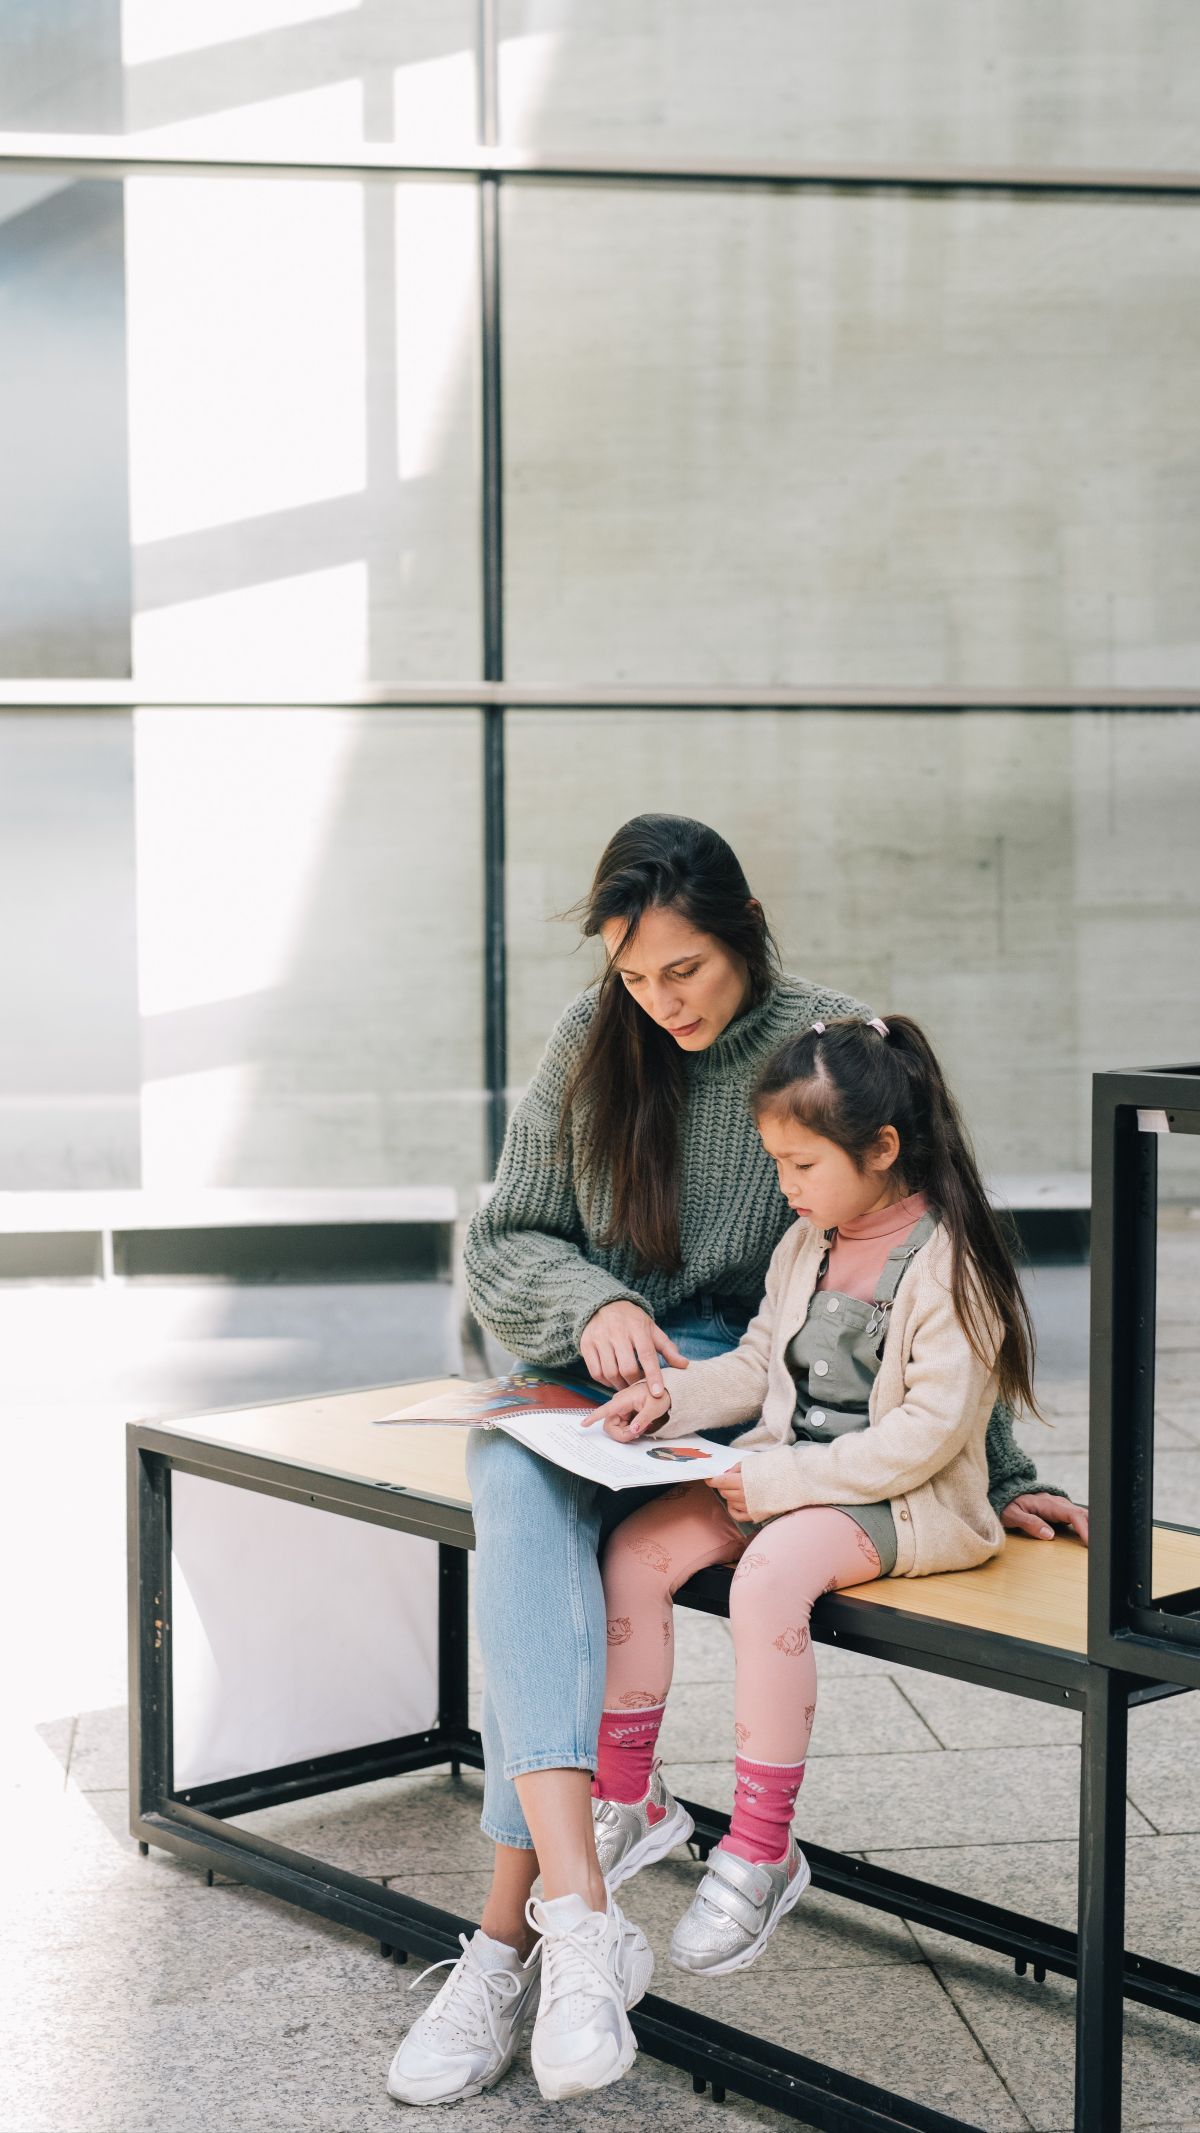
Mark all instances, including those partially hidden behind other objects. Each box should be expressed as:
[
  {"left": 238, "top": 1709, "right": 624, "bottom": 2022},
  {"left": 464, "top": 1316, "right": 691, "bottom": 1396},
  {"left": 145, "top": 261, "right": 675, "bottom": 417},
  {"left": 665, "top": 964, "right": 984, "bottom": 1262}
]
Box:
[{"left": 754, "top": 1014, "right": 1039, "bottom": 1416}]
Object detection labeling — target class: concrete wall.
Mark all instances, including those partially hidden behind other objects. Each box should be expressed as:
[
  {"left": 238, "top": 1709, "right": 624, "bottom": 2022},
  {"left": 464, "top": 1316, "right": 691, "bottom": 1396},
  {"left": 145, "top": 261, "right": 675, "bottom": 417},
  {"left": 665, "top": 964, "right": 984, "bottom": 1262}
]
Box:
[
  {"left": 499, "top": 0, "right": 1200, "bottom": 168},
  {"left": 503, "top": 186, "right": 1200, "bottom": 691},
  {"left": 506, "top": 711, "right": 1200, "bottom": 1185},
  {"left": 1, "top": 2, "right": 1198, "bottom": 1195},
  {"left": 0, "top": 179, "right": 131, "bottom": 677},
  {"left": 0, "top": 715, "right": 140, "bottom": 1187}
]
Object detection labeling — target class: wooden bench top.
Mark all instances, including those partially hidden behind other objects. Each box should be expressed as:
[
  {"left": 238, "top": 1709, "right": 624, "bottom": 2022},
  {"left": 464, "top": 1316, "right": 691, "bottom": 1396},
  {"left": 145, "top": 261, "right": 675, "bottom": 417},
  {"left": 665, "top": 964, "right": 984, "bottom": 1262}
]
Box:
[{"left": 150, "top": 1376, "right": 1200, "bottom": 1659}]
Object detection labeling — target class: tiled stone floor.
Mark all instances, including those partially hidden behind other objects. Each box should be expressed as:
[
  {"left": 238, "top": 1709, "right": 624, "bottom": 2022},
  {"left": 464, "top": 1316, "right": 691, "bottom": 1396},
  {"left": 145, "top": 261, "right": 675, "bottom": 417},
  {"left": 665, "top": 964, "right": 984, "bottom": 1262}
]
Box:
[{"left": 1, "top": 1226, "right": 1199, "bottom": 2131}]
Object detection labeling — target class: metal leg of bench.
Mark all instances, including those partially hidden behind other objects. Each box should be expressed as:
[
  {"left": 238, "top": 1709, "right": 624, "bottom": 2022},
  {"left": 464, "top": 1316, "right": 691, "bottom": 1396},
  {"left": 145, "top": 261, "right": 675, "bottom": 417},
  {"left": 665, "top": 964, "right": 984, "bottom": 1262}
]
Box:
[
  {"left": 127, "top": 1439, "right": 174, "bottom": 1840},
  {"left": 438, "top": 1544, "right": 471, "bottom": 1775},
  {"left": 1075, "top": 1668, "right": 1128, "bottom": 2133}
]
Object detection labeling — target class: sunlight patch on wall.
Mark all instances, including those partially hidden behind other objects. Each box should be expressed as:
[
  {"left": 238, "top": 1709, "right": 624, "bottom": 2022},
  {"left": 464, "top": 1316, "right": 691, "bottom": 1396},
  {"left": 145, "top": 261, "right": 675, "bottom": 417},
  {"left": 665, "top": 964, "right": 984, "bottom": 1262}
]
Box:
[
  {"left": 122, "top": 0, "right": 361, "bottom": 69},
  {"left": 133, "top": 561, "right": 368, "bottom": 687},
  {"left": 125, "top": 176, "right": 366, "bottom": 547}
]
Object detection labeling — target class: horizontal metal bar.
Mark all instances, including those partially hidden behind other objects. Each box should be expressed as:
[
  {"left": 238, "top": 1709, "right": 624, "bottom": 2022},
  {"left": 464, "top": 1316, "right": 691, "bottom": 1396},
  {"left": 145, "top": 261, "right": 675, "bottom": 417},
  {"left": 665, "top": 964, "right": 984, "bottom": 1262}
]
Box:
[
  {"left": 140, "top": 1795, "right": 981, "bottom": 2128},
  {"left": 3, "top": 682, "right": 1199, "bottom": 714},
  {"left": 2, "top": 134, "right": 1199, "bottom": 200},
  {"left": 135, "top": 1803, "right": 476, "bottom": 1961},
  {"left": 630, "top": 1995, "right": 982, "bottom": 2131},
  {"left": 177, "top": 1727, "right": 454, "bottom": 1817}
]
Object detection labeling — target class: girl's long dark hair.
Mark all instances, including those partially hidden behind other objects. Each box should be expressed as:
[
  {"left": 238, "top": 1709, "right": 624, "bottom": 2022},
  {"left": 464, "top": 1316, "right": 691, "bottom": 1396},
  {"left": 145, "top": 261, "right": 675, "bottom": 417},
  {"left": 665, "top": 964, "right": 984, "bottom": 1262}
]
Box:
[
  {"left": 561, "top": 815, "right": 780, "bottom": 1273},
  {"left": 753, "top": 1015, "right": 1039, "bottom": 1414}
]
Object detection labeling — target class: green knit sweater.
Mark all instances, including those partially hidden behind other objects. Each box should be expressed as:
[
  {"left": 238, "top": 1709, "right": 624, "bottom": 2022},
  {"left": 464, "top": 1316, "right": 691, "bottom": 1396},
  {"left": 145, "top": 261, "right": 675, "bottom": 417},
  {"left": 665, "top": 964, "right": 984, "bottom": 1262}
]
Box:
[{"left": 463, "top": 976, "right": 1059, "bottom": 1518}]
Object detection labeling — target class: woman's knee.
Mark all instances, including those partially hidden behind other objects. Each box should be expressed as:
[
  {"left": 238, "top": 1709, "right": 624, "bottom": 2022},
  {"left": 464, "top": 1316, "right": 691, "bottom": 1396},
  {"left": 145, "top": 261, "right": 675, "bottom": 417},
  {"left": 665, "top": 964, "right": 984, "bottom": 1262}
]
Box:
[{"left": 468, "top": 1427, "right": 591, "bottom": 1542}]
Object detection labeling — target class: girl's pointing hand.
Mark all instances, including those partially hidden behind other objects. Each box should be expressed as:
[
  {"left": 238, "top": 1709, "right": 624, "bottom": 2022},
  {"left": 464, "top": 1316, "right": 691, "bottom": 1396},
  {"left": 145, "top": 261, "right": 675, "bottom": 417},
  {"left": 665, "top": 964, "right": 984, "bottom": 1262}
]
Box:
[{"left": 584, "top": 1381, "right": 672, "bottom": 1441}]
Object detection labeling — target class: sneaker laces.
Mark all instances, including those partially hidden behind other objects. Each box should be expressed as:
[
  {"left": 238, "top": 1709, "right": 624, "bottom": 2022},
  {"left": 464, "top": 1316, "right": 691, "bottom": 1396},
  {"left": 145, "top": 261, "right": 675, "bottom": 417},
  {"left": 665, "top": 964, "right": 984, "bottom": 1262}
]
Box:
[
  {"left": 409, "top": 1935, "right": 524, "bottom": 2056},
  {"left": 526, "top": 1899, "right": 620, "bottom": 2029}
]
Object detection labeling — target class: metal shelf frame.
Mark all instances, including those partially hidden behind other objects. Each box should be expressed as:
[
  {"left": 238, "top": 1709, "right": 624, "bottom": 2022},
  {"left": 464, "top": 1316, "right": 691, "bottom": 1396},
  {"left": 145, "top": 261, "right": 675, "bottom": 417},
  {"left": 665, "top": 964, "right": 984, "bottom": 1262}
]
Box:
[{"left": 1089, "top": 1066, "right": 1200, "bottom": 1691}]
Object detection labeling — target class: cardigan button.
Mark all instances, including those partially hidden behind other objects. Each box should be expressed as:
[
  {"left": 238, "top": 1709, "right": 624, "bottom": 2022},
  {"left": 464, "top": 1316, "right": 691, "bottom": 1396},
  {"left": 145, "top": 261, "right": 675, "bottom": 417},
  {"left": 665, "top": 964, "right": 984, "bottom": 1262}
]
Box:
[{"left": 899, "top": 1509, "right": 910, "bottom": 1522}]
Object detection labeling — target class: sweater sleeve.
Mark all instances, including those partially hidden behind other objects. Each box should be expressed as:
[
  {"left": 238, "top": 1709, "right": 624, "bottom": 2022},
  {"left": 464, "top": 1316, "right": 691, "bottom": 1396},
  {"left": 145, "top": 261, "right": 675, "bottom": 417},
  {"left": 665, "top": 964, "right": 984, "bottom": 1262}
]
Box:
[
  {"left": 740, "top": 1273, "right": 1000, "bottom": 1522},
  {"left": 462, "top": 997, "right": 650, "bottom": 1365},
  {"left": 985, "top": 1399, "right": 1069, "bottom": 1516}
]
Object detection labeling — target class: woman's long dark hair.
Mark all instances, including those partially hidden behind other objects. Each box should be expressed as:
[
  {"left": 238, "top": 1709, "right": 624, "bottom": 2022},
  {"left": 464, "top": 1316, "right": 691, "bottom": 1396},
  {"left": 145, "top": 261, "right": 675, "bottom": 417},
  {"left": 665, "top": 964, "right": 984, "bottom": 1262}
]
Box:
[
  {"left": 753, "top": 1015, "right": 1039, "bottom": 1414},
  {"left": 560, "top": 815, "right": 780, "bottom": 1273}
]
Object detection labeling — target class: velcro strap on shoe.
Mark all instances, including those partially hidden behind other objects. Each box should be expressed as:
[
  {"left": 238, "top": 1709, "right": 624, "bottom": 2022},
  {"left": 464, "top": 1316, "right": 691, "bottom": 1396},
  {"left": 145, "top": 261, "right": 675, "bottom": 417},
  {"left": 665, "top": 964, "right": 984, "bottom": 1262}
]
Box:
[{"left": 698, "top": 1847, "right": 773, "bottom": 1931}]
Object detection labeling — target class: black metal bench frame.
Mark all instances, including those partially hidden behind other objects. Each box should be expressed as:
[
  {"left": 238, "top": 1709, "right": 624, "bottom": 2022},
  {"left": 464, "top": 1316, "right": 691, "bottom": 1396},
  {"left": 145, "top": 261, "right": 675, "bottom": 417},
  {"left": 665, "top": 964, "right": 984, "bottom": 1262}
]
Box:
[{"left": 127, "top": 1438, "right": 1197, "bottom": 2133}]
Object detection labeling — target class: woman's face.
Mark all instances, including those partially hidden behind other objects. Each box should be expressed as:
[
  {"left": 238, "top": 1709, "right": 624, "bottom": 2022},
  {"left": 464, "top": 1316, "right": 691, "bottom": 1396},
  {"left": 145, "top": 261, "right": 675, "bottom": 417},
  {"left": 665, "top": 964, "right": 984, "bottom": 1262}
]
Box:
[
  {"left": 600, "top": 904, "right": 751, "bottom": 1052},
  {"left": 756, "top": 1103, "right": 902, "bottom": 1231}
]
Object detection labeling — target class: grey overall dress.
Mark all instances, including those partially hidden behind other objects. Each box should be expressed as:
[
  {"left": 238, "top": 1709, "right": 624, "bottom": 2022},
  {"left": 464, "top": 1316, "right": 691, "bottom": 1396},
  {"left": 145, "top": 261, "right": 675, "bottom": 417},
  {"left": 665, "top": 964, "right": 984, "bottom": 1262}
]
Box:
[{"left": 782, "top": 1211, "right": 938, "bottom": 1577}]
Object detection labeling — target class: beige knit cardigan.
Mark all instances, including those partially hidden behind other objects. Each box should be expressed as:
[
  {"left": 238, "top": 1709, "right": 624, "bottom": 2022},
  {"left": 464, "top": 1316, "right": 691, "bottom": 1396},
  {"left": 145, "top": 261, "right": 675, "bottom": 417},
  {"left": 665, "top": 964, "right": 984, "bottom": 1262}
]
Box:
[{"left": 653, "top": 1216, "right": 1006, "bottom": 1579}]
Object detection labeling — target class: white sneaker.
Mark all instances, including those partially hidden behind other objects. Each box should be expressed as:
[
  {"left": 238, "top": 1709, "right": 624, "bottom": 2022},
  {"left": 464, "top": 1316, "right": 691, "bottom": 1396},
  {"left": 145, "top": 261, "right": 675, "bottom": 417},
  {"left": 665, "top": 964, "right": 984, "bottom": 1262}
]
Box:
[
  {"left": 527, "top": 1891, "right": 653, "bottom": 2101},
  {"left": 386, "top": 1929, "right": 539, "bottom": 2105}
]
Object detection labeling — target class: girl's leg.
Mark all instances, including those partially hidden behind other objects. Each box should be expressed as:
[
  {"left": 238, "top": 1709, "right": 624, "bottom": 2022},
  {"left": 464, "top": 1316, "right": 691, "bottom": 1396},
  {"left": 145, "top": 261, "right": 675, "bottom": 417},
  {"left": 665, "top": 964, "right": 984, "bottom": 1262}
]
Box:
[
  {"left": 726, "top": 1507, "right": 883, "bottom": 1862},
  {"left": 596, "top": 1484, "right": 745, "bottom": 1802}
]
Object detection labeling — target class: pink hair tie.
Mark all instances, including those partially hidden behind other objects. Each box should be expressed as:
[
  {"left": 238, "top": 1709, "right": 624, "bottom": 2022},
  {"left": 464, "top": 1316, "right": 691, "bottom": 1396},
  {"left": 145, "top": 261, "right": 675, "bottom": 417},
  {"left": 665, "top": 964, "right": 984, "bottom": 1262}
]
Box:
[
  {"left": 869, "top": 1017, "right": 890, "bottom": 1038},
  {"left": 812, "top": 1020, "right": 826, "bottom": 1035}
]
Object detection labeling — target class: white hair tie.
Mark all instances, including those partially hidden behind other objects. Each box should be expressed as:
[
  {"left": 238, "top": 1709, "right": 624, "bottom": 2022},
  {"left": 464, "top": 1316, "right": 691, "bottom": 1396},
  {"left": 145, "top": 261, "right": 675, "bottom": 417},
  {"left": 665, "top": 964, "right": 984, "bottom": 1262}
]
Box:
[
  {"left": 869, "top": 1017, "right": 890, "bottom": 1038},
  {"left": 812, "top": 1020, "right": 825, "bottom": 1035}
]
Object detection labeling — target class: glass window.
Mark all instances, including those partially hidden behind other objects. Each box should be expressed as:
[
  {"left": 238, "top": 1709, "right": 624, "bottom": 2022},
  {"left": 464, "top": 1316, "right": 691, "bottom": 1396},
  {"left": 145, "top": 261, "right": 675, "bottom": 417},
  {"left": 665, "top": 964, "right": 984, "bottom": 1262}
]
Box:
[
  {"left": 503, "top": 185, "right": 1200, "bottom": 690},
  {"left": 135, "top": 708, "right": 485, "bottom": 1196},
  {"left": 0, "top": 0, "right": 478, "bottom": 156},
  {"left": 123, "top": 176, "right": 481, "bottom": 686},
  {"left": 505, "top": 708, "right": 1200, "bottom": 1190},
  {"left": 499, "top": 0, "right": 1200, "bottom": 172}
]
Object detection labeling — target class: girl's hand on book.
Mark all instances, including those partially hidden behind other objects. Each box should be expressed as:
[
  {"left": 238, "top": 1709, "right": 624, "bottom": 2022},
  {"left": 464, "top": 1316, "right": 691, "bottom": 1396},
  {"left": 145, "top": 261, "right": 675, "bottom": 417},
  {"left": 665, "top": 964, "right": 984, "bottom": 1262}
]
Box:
[
  {"left": 580, "top": 1301, "right": 689, "bottom": 1396},
  {"left": 584, "top": 1381, "right": 672, "bottom": 1440},
  {"left": 706, "top": 1464, "right": 748, "bottom": 1520}
]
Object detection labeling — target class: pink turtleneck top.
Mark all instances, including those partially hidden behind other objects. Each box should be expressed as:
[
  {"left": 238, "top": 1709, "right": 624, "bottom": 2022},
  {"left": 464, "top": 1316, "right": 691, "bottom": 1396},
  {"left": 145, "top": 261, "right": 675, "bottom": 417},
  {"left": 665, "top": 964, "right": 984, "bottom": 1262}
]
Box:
[{"left": 816, "top": 1190, "right": 930, "bottom": 1304}]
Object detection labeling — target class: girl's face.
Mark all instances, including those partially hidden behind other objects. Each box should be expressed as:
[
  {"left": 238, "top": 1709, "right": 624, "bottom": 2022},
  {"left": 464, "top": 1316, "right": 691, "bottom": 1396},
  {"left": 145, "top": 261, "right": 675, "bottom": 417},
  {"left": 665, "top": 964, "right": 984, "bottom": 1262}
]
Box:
[
  {"left": 756, "top": 1104, "right": 903, "bottom": 1231},
  {"left": 600, "top": 904, "right": 751, "bottom": 1052}
]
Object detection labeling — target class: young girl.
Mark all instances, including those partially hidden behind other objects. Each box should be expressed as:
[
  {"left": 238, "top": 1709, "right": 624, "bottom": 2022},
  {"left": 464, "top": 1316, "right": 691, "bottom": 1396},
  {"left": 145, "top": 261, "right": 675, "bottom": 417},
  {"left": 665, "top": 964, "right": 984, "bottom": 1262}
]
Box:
[{"left": 586, "top": 1012, "right": 1038, "bottom": 1977}]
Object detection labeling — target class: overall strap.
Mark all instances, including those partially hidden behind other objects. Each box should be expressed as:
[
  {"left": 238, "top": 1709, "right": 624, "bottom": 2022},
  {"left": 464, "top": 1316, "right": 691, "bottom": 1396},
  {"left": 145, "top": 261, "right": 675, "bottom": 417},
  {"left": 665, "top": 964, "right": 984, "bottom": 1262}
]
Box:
[{"left": 865, "top": 1209, "right": 938, "bottom": 1346}]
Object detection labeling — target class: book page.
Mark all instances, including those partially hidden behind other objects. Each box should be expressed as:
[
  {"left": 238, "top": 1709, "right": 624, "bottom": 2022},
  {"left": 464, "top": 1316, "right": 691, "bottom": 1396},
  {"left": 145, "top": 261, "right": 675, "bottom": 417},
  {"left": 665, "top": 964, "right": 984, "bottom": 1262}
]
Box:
[{"left": 489, "top": 1409, "right": 747, "bottom": 1490}]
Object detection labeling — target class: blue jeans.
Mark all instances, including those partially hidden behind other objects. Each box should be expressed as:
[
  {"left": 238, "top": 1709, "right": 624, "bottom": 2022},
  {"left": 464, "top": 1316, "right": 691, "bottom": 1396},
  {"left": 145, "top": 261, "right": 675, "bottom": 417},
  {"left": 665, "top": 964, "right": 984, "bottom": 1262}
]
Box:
[{"left": 465, "top": 1295, "right": 751, "bottom": 1848}]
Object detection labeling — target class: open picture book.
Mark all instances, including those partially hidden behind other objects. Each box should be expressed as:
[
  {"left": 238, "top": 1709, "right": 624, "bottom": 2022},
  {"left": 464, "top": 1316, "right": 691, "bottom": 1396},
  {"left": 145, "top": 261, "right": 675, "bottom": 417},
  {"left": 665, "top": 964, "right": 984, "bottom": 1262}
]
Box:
[{"left": 375, "top": 1372, "right": 746, "bottom": 1491}]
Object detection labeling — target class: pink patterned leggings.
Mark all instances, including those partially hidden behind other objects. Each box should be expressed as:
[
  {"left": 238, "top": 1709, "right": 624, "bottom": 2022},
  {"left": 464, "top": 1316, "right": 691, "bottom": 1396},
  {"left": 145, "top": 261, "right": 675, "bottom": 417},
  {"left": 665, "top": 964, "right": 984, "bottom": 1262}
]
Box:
[{"left": 601, "top": 1484, "right": 883, "bottom": 1767}]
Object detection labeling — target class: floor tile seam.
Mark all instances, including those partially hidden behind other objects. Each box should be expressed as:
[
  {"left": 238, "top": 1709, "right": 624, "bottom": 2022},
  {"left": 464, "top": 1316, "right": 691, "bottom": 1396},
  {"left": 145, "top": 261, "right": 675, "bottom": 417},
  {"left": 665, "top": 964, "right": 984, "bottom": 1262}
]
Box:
[
  {"left": 1130, "top": 1791, "right": 1162, "bottom": 1835},
  {"left": 886, "top": 1674, "right": 950, "bottom": 1751},
  {"left": 60, "top": 1714, "right": 78, "bottom": 1791},
  {"left": 919, "top": 1947, "right": 1036, "bottom": 2132}
]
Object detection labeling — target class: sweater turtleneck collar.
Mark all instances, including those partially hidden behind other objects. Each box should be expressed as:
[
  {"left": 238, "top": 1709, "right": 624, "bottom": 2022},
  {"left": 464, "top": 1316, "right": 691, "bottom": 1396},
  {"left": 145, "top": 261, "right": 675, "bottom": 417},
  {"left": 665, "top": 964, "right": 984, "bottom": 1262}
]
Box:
[{"left": 684, "top": 977, "right": 805, "bottom": 1081}]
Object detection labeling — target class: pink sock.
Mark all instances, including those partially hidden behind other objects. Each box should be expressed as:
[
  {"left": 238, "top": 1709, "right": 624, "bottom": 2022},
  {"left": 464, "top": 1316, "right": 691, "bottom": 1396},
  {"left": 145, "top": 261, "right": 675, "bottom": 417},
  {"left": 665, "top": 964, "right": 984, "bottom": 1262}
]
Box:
[
  {"left": 723, "top": 1754, "right": 806, "bottom": 1865},
  {"left": 592, "top": 1704, "right": 666, "bottom": 1805}
]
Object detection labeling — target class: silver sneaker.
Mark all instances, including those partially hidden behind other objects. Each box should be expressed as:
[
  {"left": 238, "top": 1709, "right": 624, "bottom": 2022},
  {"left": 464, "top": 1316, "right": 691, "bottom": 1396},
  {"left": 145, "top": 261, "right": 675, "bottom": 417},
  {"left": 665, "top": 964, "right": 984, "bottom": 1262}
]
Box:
[
  {"left": 669, "top": 1838, "right": 811, "bottom": 1976},
  {"left": 592, "top": 1762, "right": 695, "bottom": 1891}
]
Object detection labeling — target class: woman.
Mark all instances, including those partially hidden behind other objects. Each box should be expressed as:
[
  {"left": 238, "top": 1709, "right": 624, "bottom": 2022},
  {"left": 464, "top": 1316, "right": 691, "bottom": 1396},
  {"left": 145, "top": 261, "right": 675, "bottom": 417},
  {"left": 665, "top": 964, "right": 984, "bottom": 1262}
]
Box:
[{"left": 386, "top": 815, "right": 1087, "bottom": 2107}]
